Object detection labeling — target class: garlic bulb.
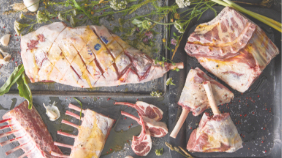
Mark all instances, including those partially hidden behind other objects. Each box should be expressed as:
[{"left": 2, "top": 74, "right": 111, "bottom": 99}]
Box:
[
  {"left": 1, "top": 34, "right": 10, "bottom": 46},
  {"left": 23, "top": 0, "right": 39, "bottom": 12},
  {"left": 0, "top": 48, "right": 11, "bottom": 65},
  {"left": 43, "top": 102, "right": 60, "bottom": 121}
]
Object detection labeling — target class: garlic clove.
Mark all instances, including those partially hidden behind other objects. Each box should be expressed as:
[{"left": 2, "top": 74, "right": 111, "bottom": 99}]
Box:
[
  {"left": 23, "top": 0, "right": 40, "bottom": 12},
  {"left": 43, "top": 102, "right": 60, "bottom": 121},
  {"left": 0, "top": 49, "right": 11, "bottom": 65},
  {"left": 0, "top": 34, "right": 10, "bottom": 46}
]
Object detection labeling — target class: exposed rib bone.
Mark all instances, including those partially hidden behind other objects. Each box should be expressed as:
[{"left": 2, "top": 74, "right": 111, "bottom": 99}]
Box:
[
  {"left": 65, "top": 110, "right": 81, "bottom": 120},
  {"left": 0, "top": 136, "right": 23, "bottom": 146},
  {"left": 57, "top": 131, "right": 77, "bottom": 139},
  {"left": 51, "top": 151, "right": 70, "bottom": 158},
  {"left": 0, "top": 130, "right": 20, "bottom": 138},
  {"left": 61, "top": 120, "right": 79, "bottom": 129},
  {"left": 18, "top": 145, "right": 35, "bottom": 158},
  {"left": 6, "top": 142, "right": 28, "bottom": 155},
  {"left": 170, "top": 108, "right": 190, "bottom": 138},
  {"left": 68, "top": 104, "right": 85, "bottom": 113},
  {"left": 169, "top": 62, "right": 184, "bottom": 70},
  {"left": 115, "top": 102, "right": 135, "bottom": 107},
  {"left": 0, "top": 118, "right": 11, "bottom": 124},
  {"left": 54, "top": 142, "right": 73, "bottom": 149},
  {"left": 0, "top": 124, "right": 13, "bottom": 130}
]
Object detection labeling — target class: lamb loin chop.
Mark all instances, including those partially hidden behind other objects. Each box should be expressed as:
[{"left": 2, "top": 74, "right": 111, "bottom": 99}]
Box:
[
  {"left": 121, "top": 111, "right": 168, "bottom": 137},
  {"left": 187, "top": 81, "right": 242, "bottom": 153},
  {"left": 21, "top": 22, "right": 183, "bottom": 88},
  {"left": 170, "top": 68, "right": 234, "bottom": 138},
  {"left": 185, "top": 7, "right": 279, "bottom": 93},
  {"left": 51, "top": 103, "right": 115, "bottom": 158},
  {"left": 0, "top": 101, "right": 62, "bottom": 158},
  {"left": 115, "top": 101, "right": 163, "bottom": 121},
  {"left": 130, "top": 112, "right": 152, "bottom": 156}
]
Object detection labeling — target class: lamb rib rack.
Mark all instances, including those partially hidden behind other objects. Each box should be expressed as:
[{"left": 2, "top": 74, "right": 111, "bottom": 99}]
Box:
[
  {"left": 51, "top": 103, "right": 115, "bottom": 158},
  {"left": 185, "top": 7, "right": 279, "bottom": 93},
  {"left": 21, "top": 22, "right": 183, "bottom": 88},
  {"left": 115, "top": 101, "right": 163, "bottom": 121},
  {"left": 187, "top": 81, "right": 242, "bottom": 153},
  {"left": 130, "top": 112, "right": 152, "bottom": 156},
  {"left": 0, "top": 101, "right": 62, "bottom": 158},
  {"left": 170, "top": 68, "right": 234, "bottom": 138},
  {"left": 121, "top": 111, "right": 168, "bottom": 138}
]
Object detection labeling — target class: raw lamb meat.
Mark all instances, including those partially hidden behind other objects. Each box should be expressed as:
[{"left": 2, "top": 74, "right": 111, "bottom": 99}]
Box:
[
  {"left": 21, "top": 22, "right": 183, "bottom": 88},
  {"left": 51, "top": 103, "right": 115, "bottom": 158},
  {"left": 185, "top": 7, "right": 279, "bottom": 93},
  {"left": 0, "top": 101, "right": 62, "bottom": 158},
  {"left": 121, "top": 111, "right": 168, "bottom": 137},
  {"left": 115, "top": 101, "right": 163, "bottom": 121},
  {"left": 131, "top": 113, "right": 152, "bottom": 156},
  {"left": 187, "top": 81, "right": 242, "bottom": 153},
  {"left": 170, "top": 68, "right": 233, "bottom": 138}
]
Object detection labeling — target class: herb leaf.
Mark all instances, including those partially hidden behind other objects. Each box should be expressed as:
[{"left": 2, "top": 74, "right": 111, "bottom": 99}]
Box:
[
  {"left": 17, "top": 73, "right": 33, "bottom": 109},
  {"left": 73, "top": 97, "right": 83, "bottom": 121},
  {"left": 0, "top": 64, "right": 25, "bottom": 95}
]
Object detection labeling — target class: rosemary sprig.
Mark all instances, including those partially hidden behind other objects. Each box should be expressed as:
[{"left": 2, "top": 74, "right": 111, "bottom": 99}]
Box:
[
  {"left": 73, "top": 97, "right": 83, "bottom": 122},
  {"left": 165, "top": 142, "right": 193, "bottom": 158}
]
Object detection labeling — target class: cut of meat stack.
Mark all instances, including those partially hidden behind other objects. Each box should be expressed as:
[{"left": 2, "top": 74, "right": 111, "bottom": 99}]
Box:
[
  {"left": 21, "top": 22, "right": 183, "bottom": 88},
  {"left": 0, "top": 101, "right": 62, "bottom": 158},
  {"left": 51, "top": 103, "right": 115, "bottom": 158},
  {"left": 185, "top": 7, "right": 279, "bottom": 93},
  {"left": 116, "top": 101, "right": 168, "bottom": 156},
  {"left": 170, "top": 68, "right": 234, "bottom": 138},
  {"left": 187, "top": 81, "right": 242, "bottom": 153}
]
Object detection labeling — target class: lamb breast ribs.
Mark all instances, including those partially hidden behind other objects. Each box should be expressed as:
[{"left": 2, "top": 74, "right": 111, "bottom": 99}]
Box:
[
  {"left": 185, "top": 7, "right": 279, "bottom": 92},
  {"left": 21, "top": 22, "right": 183, "bottom": 88},
  {"left": 0, "top": 101, "right": 62, "bottom": 158},
  {"left": 52, "top": 103, "right": 115, "bottom": 158}
]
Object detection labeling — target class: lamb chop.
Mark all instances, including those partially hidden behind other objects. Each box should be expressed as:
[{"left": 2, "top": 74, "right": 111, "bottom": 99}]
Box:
[
  {"left": 170, "top": 68, "right": 234, "bottom": 138},
  {"left": 130, "top": 112, "right": 152, "bottom": 156},
  {"left": 115, "top": 101, "right": 163, "bottom": 121},
  {"left": 121, "top": 111, "right": 168, "bottom": 137},
  {"left": 0, "top": 101, "right": 62, "bottom": 158},
  {"left": 187, "top": 81, "right": 243, "bottom": 152},
  {"left": 185, "top": 7, "right": 279, "bottom": 93},
  {"left": 21, "top": 22, "right": 183, "bottom": 88},
  {"left": 51, "top": 103, "right": 115, "bottom": 158}
]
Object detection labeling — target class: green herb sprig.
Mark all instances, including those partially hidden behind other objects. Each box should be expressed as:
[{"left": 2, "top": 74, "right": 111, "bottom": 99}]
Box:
[{"left": 73, "top": 97, "right": 83, "bottom": 122}]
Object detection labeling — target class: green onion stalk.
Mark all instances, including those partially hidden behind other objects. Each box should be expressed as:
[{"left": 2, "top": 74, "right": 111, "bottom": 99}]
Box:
[{"left": 211, "top": 0, "right": 282, "bottom": 32}]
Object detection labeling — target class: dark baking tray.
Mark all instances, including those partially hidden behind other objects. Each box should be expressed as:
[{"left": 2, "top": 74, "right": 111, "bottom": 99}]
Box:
[
  {"left": 168, "top": 6, "right": 281, "bottom": 158},
  {"left": 0, "top": 0, "right": 169, "bottom": 97}
]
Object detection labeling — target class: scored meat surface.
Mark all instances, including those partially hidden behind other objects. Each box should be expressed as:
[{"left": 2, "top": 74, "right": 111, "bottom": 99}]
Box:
[
  {"left": 178, "top": 67, "right": 234, "bottom": 116},
  {"left": 1, "top": 101, "right": 62, "bottom": 158},
  {"left": 21, "top": 22, "right": 183, "bottom": 88},
  {"left": 185, "top": 7, "right": 279, "bottom": 92},
  {"left": 187, "top": 112, "right": 243, "bottom": 153}
]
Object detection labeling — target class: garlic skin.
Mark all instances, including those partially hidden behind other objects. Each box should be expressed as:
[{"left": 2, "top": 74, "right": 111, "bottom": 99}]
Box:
[
  {"left": 43, "top": 102, "right": 60, "bottom": 121},
  {"left": 0, "top": 48, "right": 11, "bottom": 65},
  {"left": 23, "top": 0, "right": 39, "bottom": 12},
  {"left": 1, "top": 34, "right": 10, "bottom": 46}
]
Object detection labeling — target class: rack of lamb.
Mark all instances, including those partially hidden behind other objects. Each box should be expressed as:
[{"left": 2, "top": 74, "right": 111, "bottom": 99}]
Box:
[
  {"left": 170, "top": 68, "right": 234, "bottom": 138},
  {"left": 187, "top": 81, "right": 242, "bottom": 152},
  {"left": 185, "top": 7, "right": 279, "bottom": 93},
  {"left": 21, "top": 22, "right": 183, "bottom": 88}
]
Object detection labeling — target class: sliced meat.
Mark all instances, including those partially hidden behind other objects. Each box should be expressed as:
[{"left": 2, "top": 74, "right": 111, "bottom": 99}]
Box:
[{"left": 115, "top": 101, "right": 163, "bottom": 121}]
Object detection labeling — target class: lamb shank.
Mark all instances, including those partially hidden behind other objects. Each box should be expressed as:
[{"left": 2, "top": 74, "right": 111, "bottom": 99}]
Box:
[
  {"left": 20, "top": 22, "right": 183, "bottom": 88},
  {"left": 170, "top": 68, "right": 234, "bottom": 138},
  {"left": 185, "top": 7, "right": 279, "bottom": 93}
]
